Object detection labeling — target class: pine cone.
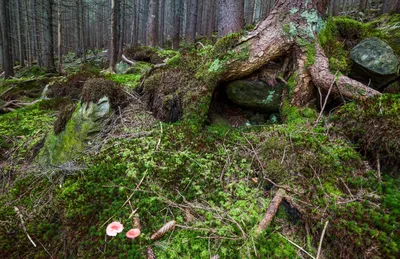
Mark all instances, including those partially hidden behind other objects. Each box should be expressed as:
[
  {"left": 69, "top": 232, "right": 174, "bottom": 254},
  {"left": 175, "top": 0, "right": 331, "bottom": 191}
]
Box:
[
  {"left": 146, "top": 246, "right": 157, "bottom": 259},
  {"left": 150, "top": 220, "right": 176, "bottom": 240}
]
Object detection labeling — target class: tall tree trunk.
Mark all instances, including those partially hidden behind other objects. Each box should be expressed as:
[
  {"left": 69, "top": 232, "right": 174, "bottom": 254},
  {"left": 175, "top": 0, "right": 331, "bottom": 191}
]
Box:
[
  {"left": 32, "top": 0, "right": 42, "bottom": 66},
  {"left": 218, "top": 0, "right": 245, "bottom": 38},
  {"left": 186, "top": 0, "right": 198, "bottom": 44},
  {"left": 245, "top": 0, "right": 255, "bottom": 24},
  {"left": 57, "top": 0, "right": 62, "bottom": 73},
  {"left": 43, "top": 0, "right": 55, "bottom": 72},
  {"left": 118, "top": 0, "right": 125, "bottom": 58},
  {"left": 159, "top": 0, "right": 166, "bottom": 46},
  {"left": 16, "top": 0, "right": 25, "bottom": 67},
  {"left": 130, "top": 0, "right": 138, "bottom": 46},
  {"left": 109, "top": 0, "right": 120, "bottom": 72},
  {"left": 172, "top": 0, "right": 183, "bottom": 50},
  {"left": 147, "top": 0, "right": 159, "bottom": 47},
  {"left": 80, "top": 0, "right": 86, "bottom": 63},
  {"left": 381, "top": 0, "right": 391, "bottom": 14},
  {"left": 0, "top": 0, "right": 14, "bottom": 78}
]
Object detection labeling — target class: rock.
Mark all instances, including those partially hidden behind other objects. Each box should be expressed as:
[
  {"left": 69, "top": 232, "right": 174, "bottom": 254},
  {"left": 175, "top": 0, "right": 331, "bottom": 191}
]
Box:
[
  {"left": 350, "top": 37, "right": 399, "bottom": 89},
  {"left": 226, "top": 80, "right": 284, "bottom": 113},
  {"left": 37, "top": 96, "right": 111, "bottom": 166},
  {"left": 116, "top": 61, "right": 130, "bottom": 74}
]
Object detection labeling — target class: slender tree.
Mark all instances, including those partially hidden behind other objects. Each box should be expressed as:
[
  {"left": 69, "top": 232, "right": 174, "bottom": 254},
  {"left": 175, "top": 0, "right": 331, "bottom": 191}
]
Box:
[
  {"left": 172, "top": 0, "right": 183, "bottom": 49},
  {"left": 109, "top": 0, "right": 120, "bottom": 72},
  {"left": 359, "top": 0, "right": 368, "bottom": 11},
  {"left": 147, "top": 0, "right": 159, "bottom": 47},
  {"left": 186, "top": 0, "right": 198, "bottom": 44},
  {"left": 43, "top": 0, "right": 56, "bottom": 71},
  {"left": 57, "top": 0, "right": 62, "bottom": 73},
  {"left": 0, "top": 0, "right": 14, "bottom": 78}
]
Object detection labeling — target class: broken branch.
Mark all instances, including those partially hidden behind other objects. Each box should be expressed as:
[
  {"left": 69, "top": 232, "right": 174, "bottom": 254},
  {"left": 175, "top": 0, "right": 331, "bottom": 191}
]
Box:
[{"left": 257, "top": 188, "right": 286, "bottom": 232}]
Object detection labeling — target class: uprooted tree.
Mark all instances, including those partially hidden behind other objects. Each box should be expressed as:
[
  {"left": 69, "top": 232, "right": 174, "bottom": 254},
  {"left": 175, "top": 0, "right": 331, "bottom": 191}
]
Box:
[{"left": 141, "top": 0, "right": 381, "bottom": 122}]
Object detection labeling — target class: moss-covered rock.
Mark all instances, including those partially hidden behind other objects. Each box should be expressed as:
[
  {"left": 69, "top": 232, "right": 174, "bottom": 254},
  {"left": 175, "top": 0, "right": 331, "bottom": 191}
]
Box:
[
  {"left": 350, "top": 38, "right": 399, "bottom": 89},
  {"left": 37, "top": 96, "right": 111, "bottom": 166},
  {"left": 226, "top": 80, "right": 284, "bottom": 113}
]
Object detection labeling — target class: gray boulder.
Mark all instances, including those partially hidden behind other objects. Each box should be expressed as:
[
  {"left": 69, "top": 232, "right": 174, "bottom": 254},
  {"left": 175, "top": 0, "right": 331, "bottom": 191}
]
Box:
[
  {"left": 350, "top": 38, "right": 399, "bottom": 90},
  {"left": 116, "top": 61, "right": 130, "bottom": 74},
  {"left": 226, "top": 80, "right": 284, "bottom": 113}
]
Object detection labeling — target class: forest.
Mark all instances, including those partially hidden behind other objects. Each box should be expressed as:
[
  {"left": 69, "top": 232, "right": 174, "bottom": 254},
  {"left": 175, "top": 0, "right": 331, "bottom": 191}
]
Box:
[{"left": 0, "top": 0, "right": 400, "bottom": 258}]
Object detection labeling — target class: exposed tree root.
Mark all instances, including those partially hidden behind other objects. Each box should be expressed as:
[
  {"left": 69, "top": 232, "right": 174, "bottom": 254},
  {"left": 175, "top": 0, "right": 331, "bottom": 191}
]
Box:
[
  {"left": 310, "top": 45, "right": 381, "bottom": 99},
  {"left": 122, "top": 54, "right": 136, "bottom": 65}
]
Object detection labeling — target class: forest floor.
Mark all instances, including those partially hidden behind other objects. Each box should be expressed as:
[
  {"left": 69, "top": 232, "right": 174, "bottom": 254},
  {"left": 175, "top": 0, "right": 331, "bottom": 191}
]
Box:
[{"left": 0, "top": 15, "right": 399, "bottom": 259}]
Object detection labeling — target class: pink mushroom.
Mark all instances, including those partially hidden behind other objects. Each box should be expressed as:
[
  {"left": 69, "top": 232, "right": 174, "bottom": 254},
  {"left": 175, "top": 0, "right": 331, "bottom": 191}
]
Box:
[
  {"left": 106, "top": 221, "right": 124, "bottom": 236},
  {"left": 126, "top": 228, "right": 141, "bottom": 239}
]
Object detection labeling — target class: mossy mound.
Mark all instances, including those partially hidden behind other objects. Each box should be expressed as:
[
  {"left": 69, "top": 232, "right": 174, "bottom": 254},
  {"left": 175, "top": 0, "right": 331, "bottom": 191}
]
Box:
[
  {"left": 0, "top": 78, "right": 49, "bottom": 102},
  {"left": 124, "top": 45, "right": 163, "bottom": 64},
  {"left": 142, "top": 68, "right": 213, "bottom": 123},
  {"left": 47, "top": 72, "right": 92, "bottom": 100},
  {"left": 334, "top": 94, "right": 400, "bottom": 173},
  {"left": 81, "top": 78, "right": 129, "bottom": 111}
]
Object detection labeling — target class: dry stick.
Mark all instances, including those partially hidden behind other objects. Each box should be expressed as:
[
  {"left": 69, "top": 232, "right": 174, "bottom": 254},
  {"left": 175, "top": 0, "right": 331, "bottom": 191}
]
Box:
[
  {"left": 122, "top": 54, "right": 136, "bottom": 65},
  {"left": 14, "top": 207, "right": 37, "bottom": 247},
  {"left": 100, "top": 171, "right": 147, "bottom": 228},
  {"left": 257, "top": 188, "right": 286, "bottom": 232},
  {"left": 316, "top": 221, "right": 329, "bottom": 259},
  {"left": 376, "top": 152, "right": 381, "bottom": 183},
  {"left": 314, "top": 71, "right": 339, "bottom": 128},
  {"left": 278, "top": 233, "right": 316, "bottom": 259}
]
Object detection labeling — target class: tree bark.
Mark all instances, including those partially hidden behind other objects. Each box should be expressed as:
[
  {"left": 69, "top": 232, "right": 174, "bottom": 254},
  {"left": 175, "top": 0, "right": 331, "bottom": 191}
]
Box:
[
  {"left": 172, "top": 0, "right": 183, "bottom": 50},
  {"left": 110, "top": 0, "right": 120, "bottom": 72},
  {"left": 80, "top": 0, "right": 86, "bottom": 63},
  {"left": 186, "top": 0, "right": 198, "bottom": 44},
  {"left": 0, "top": 0, "right": 14, "bottom": 78},
  {"left": 218, "top": 0, "right": 245, "bottom": 38},
  {"left": 147, "top": 0, "right": 159, "bottom": 47},
  {"left": 245, "top": 0, "right": 255, "bottom": 24},
  {"left": 16, "top": 0, "right": 25, "bottom": 67},
  {"left": 43, "top": 0, "right": 56, "bottom": 72},
  {"left": 57, "top": 0, "right": 62, "bottom": 73},
  {"left": 159, "top": 0, "right": 166, "bottom": 47}
]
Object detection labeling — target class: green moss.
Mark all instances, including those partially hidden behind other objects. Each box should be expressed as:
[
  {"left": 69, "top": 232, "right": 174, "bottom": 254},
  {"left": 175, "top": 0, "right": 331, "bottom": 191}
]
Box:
[{"left": 212, "top": 32, "right": 241, "bottom": 58}]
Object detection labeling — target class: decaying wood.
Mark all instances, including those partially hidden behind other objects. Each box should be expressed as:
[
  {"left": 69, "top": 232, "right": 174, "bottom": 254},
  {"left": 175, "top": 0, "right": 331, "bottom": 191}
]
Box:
[
  {"left": 257, "top": 188, "right": 286, "bottom": 232},
  {"left": 122, "top": 54, "right": 136, "bottom": 65},
  {"left": 0, "top": 72, "right": 4, "bottom": 78}
]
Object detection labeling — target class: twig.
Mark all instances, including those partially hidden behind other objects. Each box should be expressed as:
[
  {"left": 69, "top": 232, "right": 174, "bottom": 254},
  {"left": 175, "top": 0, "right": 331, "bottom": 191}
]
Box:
[
  {"left": 316, "top": 221, "right": 329, "bottom": 259},
  {"left": 101, "top": 171, "right": 147, "bottom": 227},
  {"left": 14, "top": 207, "right": 37, "bottom": 247},
  {"left": 376, "top": 152, "right": 381, "bottom": 183},
  {"left": 314, "top": 71, "right": 339, "bottom": 128},
  {"left": 278, "top": 233, "right": 315, "bottom": 259}
]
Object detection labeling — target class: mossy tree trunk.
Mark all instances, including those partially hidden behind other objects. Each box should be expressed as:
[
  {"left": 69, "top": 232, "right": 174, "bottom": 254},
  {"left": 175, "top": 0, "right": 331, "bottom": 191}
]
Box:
[{"left": 220, "top": 0, "right": 380, "bottom": 106}]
